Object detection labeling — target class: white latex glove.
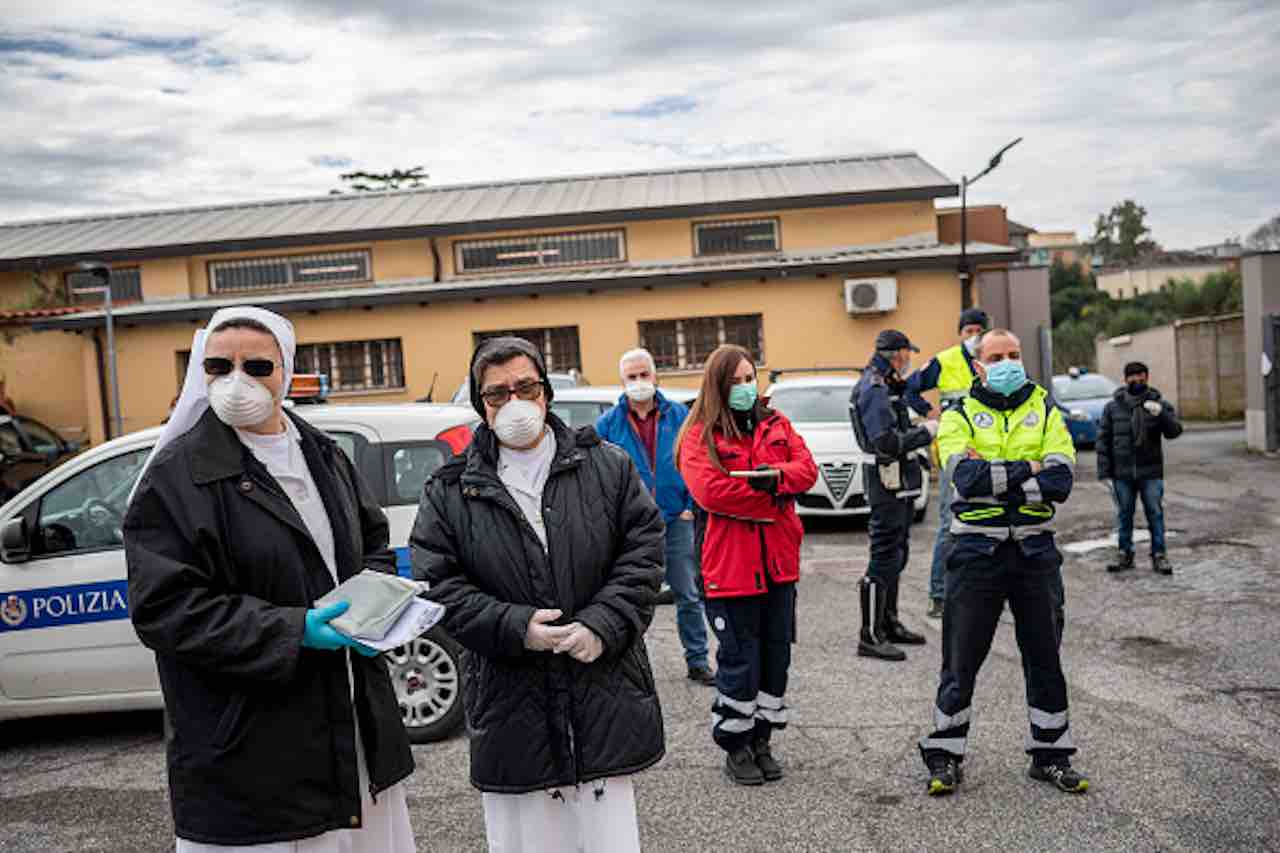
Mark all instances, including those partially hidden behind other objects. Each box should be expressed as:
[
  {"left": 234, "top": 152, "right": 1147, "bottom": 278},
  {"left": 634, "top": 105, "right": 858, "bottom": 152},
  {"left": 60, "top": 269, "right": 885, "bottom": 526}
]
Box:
[
  {"left": 923, "top": 419, "right": 940, "bottom": 438},
  {"left": 524, "top": 609, "right": 572, "bottom": 652},
  {"left": 1143, "top": 400, "right": 1162, "bottom": 416},
  {"left": 554, "top": 622, "right": 605, "bottom": 663}
]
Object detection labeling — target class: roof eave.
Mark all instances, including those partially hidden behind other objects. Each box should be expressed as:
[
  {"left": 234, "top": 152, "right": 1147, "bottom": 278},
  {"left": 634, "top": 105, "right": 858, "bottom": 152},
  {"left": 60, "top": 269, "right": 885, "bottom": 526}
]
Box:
[
  {"left": 33, "top": 244, "right": 1016, "bottom": 332},
  {"left": 2, "top": 184, "right": 957, "bottom": 272}
]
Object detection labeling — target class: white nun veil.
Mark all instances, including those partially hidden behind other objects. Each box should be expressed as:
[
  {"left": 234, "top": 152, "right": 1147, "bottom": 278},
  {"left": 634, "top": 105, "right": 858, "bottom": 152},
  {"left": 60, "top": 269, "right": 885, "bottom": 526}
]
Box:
[{"left": 130, "top": 306, "right": 296, "bottom": 503}]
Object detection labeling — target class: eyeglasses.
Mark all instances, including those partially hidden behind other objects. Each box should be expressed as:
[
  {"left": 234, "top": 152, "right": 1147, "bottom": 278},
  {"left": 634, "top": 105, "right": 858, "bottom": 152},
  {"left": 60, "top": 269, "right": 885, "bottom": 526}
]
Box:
[
  {"left": 480, "top": 379, "right": 545, "bottom": 407},
  {"left": 203, "top": 357, "right": 277, "bottom": 378}
]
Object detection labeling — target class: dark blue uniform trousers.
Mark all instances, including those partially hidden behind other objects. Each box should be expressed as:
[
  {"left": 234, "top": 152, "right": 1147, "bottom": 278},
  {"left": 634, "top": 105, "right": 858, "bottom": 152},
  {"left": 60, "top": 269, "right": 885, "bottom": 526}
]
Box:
[
  {"left": 706, "top": 580, "right": 796, "bottom": 752},
  {"left": 919, "top": 538, "right": 1075, "bottom": 766}
]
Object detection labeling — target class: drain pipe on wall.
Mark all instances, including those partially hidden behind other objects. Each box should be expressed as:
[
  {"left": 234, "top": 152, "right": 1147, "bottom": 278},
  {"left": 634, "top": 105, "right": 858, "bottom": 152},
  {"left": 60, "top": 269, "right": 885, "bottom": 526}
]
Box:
[
  {"left": 429, "top": 237, "right": 442, "bottom": 283},
  {"left": 90, "top": 329, "right": 112, "bottom": 442}
]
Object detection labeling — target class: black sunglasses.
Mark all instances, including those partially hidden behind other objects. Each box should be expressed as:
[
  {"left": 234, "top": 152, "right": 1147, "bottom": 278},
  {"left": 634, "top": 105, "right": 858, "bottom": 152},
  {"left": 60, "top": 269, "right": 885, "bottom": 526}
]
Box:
[
  {"left": 480, "top": 378, "right": 546, "bottom": 407},
  {"left": 203, "top": 357, "right": 277, "bottom": 378}
]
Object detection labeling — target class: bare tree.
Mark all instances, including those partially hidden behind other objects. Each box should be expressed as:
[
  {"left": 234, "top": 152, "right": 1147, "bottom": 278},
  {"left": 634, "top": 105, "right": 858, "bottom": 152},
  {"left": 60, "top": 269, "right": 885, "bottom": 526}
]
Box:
[{"left": 1247, "top": 214, "right": 1280, "bottom": 250}]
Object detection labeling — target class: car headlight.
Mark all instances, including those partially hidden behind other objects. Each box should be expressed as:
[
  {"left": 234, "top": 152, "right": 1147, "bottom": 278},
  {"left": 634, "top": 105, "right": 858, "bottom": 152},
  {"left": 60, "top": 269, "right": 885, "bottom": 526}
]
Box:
[{"left": 1069, "top": 409, "right": 1090, "bottom": 422}]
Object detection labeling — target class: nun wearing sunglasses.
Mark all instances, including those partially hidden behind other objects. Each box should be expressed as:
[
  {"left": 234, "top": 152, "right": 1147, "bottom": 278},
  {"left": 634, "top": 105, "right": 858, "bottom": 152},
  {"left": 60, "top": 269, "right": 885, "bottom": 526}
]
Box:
[{"left": 123, "top": 306, "right": 416, "bottom": 852}]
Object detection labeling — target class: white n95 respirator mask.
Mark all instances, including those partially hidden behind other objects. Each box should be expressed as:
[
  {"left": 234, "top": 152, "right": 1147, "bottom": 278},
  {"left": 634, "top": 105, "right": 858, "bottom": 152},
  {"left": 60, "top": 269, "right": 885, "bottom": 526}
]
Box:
[{"left": 208, "top": 372, "right": 276, "bottom": 428}]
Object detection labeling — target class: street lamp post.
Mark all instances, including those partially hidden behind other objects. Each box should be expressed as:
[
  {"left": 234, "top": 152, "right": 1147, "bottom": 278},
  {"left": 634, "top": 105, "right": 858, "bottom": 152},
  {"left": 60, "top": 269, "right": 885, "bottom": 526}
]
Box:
[
  {"left": 959, "top": 137, "right": 1023, "bottom": 308},
  {"left": 73, "top": 261, "right": 124, "bottom": 439}
]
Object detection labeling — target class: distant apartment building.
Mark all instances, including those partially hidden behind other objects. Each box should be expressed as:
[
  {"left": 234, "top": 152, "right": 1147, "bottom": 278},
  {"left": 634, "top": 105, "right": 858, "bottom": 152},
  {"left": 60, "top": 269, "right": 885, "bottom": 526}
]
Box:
[{"left": 1096, "top": 254, "right": 1234, "bottom": 300}]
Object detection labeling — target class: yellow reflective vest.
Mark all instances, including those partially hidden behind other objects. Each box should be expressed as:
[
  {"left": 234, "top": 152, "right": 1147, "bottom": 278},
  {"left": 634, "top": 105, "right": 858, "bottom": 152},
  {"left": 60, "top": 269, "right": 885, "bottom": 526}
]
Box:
[
  {"left": 936, "top": 344, "right": 978, "bottom": 402},
  {"left": 937, "top": 383, "right": 1076, "bottom": 539}
]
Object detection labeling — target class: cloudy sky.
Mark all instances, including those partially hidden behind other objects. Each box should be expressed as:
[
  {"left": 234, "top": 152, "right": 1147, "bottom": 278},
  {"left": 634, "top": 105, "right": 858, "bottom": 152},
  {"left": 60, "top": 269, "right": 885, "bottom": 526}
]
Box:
[{"left": 2, "top": 0, "right": 1277, "bottom": 249}]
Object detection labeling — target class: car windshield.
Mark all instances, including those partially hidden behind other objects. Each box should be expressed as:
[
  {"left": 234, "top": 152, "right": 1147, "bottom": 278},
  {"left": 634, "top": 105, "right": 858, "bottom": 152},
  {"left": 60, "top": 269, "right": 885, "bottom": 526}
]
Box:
[
  {"left": 1053, "top": 374, "right": 1118, "bottom": 402},
  {"left": 768, "top": 386, "right": 851, "bottom": 423},
  {"left": 550, "top": 401, "right": 607, "bottom": 429}
]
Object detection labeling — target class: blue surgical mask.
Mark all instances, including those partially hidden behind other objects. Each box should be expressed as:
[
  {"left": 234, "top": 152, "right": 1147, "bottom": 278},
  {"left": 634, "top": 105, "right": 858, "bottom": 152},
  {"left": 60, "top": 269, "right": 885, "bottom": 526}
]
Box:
[
  {"left": 728, "top": 381, "right": 758, "bottom": 412},
  {"left": 984, "top": 359, "right": 1027, "bottom": 396}
]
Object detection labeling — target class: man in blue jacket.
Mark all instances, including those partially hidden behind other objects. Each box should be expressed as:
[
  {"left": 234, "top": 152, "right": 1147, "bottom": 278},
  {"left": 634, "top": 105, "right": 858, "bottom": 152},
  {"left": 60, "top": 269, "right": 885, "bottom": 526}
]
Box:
[{"left": 598, "top": 348, "right": 714, "bottom": 685}]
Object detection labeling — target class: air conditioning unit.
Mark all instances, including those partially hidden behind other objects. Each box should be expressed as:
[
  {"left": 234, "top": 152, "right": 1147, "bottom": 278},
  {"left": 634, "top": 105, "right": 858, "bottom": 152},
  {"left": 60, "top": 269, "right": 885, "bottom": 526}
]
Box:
[{"left": 844, "top": 277, "right": 897, "bottom": 314}]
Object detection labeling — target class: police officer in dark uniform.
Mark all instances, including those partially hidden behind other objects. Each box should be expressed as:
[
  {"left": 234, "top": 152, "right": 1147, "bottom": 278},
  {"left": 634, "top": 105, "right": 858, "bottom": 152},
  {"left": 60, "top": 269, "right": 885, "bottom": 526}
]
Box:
[{"left": 850, "top": 330, "right": 936, "bottom": 661}]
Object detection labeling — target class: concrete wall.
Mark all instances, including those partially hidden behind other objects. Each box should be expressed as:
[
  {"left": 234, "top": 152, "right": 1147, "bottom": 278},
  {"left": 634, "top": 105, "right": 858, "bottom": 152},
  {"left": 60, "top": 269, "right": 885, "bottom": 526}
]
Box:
[
  {"left": 1244, "top": 252, "right": 1280, "bottom": 451},
  {"left": 1096, "top": 314, "right": 1244, "bottom": 419},
  {"left": 1097, "top": 263, "right": 1230, "bottom": 300},
  {"left": 1176, "top": 315, "right": 1245, "bottom": 420},
  {"left": 1098, "top": 325, "right": 1178, "bottom": 406},
  {"left": 976, "top": 266, "right": 1051, "bottom": 384}
]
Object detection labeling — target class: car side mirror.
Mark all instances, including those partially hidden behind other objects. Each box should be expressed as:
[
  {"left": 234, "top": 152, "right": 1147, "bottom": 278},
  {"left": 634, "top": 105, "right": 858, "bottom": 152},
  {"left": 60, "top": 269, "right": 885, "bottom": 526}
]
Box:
[{"left": 1, "top": 516, "right": 31, "bottom": 563}]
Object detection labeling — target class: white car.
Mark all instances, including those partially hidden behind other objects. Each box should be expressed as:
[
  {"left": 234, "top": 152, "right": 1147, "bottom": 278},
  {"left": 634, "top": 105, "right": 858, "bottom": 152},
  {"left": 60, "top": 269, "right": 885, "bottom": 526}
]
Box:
[
  {"left": 765, "top": 376, "right": 930, "bottom": 521},
  {"left": 548, "top": 385, "right": 697, "bottom": 429},
  {"left": 0, "top": 403, "right": 479, "bottom": 742}
]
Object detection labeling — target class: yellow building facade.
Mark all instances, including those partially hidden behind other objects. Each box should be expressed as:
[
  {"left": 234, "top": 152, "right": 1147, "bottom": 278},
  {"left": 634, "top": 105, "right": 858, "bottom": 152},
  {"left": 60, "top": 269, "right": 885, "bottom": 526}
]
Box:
[{"left": 0, "top": 153, "right": 1017, "bottom": 446}]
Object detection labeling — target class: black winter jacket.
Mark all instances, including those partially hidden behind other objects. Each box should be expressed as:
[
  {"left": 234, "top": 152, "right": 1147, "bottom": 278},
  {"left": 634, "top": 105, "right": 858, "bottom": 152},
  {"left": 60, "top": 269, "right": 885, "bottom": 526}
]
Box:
[
  {"left": 124, "top": 409, "right": 413, "bottom": 846},
  {"left": 411, "top": 414, "right": 666, "bottom": 793},
  {"left": 1097, "top": 387, "right": 1184, "bottom": 482}
]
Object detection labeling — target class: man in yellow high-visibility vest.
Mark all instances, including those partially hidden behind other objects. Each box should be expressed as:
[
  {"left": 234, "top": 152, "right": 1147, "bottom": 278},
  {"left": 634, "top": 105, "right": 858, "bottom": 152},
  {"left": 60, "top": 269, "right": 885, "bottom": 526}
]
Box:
[
  {"left": 917, "top": 328, "right": 1088, "bottom": 798},
  {"left": 904, "top": 308, "right": 990, "bottom": 619}
]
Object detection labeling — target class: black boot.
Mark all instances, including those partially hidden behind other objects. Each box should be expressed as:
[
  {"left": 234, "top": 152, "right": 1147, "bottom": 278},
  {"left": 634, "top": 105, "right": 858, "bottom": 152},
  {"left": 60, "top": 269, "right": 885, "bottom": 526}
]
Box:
[
  {"left": 858, "top": 577, "right": 906, "bottom": 661},
  {"left": 753, "top": 738, "right": 784, "bottom": 782},
  {"left": 1106, "top": 550, "right": 1134, "bottom": 573},
  {"left": 883, "top": 577, "right": 926, "bottom": 645},
  {"left": 725, "top": 747, "right": 765, "bottom": 786}
]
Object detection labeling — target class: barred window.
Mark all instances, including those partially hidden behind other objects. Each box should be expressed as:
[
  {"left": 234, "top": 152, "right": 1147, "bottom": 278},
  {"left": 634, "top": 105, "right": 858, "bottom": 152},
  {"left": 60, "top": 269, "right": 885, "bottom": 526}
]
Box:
[
  {"left": 456, "top": 230, "right": 625, "bottom": 274},
  {"left": 295, "top": 338, "right": 404, "bottom": 392},
  {"left": 694, "top": 218, "right": 779, "bottom": 256},
  {"left": 209, "top": 250, "right": 371, "bottom": 293},
  {"left": 638, "top": 314, "right": 765, "bottom": 371},
  {"left": 473, "top": 326, "right": 582, "bottom": 373},
  {"left": 66, "top": 267, "right": 142, "bottom": 304}
]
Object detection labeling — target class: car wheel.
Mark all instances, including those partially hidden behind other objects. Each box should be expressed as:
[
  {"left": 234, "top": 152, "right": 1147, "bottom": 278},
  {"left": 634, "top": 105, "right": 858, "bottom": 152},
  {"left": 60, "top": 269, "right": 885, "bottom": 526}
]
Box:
[{"left": 385, "top": 626, "right": 464, "bottom": 743}]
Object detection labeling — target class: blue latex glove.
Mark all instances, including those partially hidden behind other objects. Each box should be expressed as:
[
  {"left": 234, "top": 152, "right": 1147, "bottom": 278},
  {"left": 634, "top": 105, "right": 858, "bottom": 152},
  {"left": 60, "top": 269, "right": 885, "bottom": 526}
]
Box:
[{"left": 302, "top": 601, "right": 380, "bottom": 657}]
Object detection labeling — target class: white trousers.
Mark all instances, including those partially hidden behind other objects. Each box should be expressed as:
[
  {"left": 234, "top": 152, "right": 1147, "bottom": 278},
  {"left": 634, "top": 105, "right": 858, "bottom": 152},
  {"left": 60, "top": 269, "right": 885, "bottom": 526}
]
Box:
[{"left": 482, "top": 777, "right": 641, "bottom": 853}]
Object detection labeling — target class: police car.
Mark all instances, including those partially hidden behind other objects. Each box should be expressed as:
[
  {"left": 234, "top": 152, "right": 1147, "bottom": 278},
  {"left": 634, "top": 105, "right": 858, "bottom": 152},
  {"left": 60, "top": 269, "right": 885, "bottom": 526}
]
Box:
[
  {"left": 1052, "top": 368, "right": 1119, "bottom": 448},
  {"left": 0, "top": 403, "right": 479, "bottom": 743},
  {"left": 765, "top": 375, "right": 930, "bottom": 521}
]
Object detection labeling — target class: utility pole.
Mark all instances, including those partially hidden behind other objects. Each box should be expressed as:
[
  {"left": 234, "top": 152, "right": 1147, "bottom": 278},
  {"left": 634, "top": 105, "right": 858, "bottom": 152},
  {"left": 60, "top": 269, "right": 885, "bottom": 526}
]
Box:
[{"left": 73, "top": 261, "right": 124, "bottom": 439}]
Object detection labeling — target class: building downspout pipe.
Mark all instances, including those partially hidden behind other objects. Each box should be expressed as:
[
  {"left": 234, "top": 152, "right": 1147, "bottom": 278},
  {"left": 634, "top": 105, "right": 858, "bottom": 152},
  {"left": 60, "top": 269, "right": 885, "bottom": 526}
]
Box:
[
  {"left": 429, "top": 238, "right": 442, "bottom": 283},
  {"left": 91, "top": 330, "right": 111, "bottom": 442}
]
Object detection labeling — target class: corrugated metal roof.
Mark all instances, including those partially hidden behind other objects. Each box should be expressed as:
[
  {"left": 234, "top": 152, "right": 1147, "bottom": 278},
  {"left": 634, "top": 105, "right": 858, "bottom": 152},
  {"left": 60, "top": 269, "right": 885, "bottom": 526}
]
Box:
[
  {"left": 0, "top": 152, "right": 955, "bottom": 268},
  {"left": 34, "top": 238, "right": 1018, "bottom": 331}
]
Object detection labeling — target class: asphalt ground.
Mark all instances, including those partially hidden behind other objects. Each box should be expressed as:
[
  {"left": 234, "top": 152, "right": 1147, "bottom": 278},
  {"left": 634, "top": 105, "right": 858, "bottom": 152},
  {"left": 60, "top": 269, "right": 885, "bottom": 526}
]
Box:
[{"left": 3, "top": 427, "right": 1278, "bottom": 852}]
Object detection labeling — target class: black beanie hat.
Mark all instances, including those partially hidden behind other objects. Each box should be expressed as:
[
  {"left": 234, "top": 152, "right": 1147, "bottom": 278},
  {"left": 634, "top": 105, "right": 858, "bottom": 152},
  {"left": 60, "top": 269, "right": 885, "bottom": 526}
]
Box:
[
  {"left": 958, "top": 308, "right": 990, "bottom": 333},
  {"left": 468, "top": 336, "right": 553, "bottom": 417},
  {"left": 1123, "top": 361, "right": 1149, "bottom": 378}
]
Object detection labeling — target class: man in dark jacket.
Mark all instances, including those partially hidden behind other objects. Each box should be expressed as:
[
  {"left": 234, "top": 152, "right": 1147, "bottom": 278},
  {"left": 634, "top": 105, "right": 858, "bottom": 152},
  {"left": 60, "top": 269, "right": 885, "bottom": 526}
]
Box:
[
  {"left": 1098, "top": 361, "right": 1184, "bottom": 575},
  {"left": 850, "top": 329, "right": 935, "bottom": 662},
  {"left": 411, "top": 336, "right": 665, "bottom": 852}
]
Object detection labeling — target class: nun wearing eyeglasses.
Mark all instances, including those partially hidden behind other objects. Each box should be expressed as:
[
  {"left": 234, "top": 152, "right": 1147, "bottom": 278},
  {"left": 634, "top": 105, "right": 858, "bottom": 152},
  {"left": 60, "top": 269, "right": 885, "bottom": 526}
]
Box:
[{"left": 123, "top": 306, "right": 416, "bottom": 852}]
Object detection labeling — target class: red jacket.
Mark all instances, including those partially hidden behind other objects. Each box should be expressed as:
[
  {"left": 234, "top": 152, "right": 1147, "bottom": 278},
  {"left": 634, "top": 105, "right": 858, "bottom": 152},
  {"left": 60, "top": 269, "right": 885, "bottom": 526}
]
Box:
[{"left": 679, "top": 411, "right": 818, "bottom": 598}]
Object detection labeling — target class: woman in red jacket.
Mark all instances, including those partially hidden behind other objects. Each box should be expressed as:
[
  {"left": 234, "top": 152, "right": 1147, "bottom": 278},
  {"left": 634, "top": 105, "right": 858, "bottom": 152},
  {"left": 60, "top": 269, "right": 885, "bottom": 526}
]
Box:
[{"left": 677, "top": 344, "right": 818, "bottom": 786}]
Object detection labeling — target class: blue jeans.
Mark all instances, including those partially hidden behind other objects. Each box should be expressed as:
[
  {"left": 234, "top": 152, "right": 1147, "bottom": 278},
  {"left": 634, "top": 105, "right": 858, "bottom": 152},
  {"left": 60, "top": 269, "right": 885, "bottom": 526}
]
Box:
[
  {"left": 666, "top": 518, "right": 709, "bottom": 668},
  {"left": 1112, "top": 479, "right": 1166, "bottom": 556},
  {"left": 928, "top": 465, "right": 955, "bottom": 601}
]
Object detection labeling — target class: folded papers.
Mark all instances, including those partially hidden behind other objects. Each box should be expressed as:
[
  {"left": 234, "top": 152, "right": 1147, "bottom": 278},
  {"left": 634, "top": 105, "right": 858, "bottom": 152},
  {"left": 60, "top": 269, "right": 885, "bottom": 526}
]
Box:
[{"left": 314, "top": 570, "right": 445, "bottom": 652}]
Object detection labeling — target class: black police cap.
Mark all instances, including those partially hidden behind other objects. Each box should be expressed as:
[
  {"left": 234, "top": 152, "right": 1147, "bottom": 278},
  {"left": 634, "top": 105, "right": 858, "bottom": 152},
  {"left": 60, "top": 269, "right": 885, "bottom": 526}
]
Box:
[{"left": 875, "top": 329, "right": 919, "bottom": 352}]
